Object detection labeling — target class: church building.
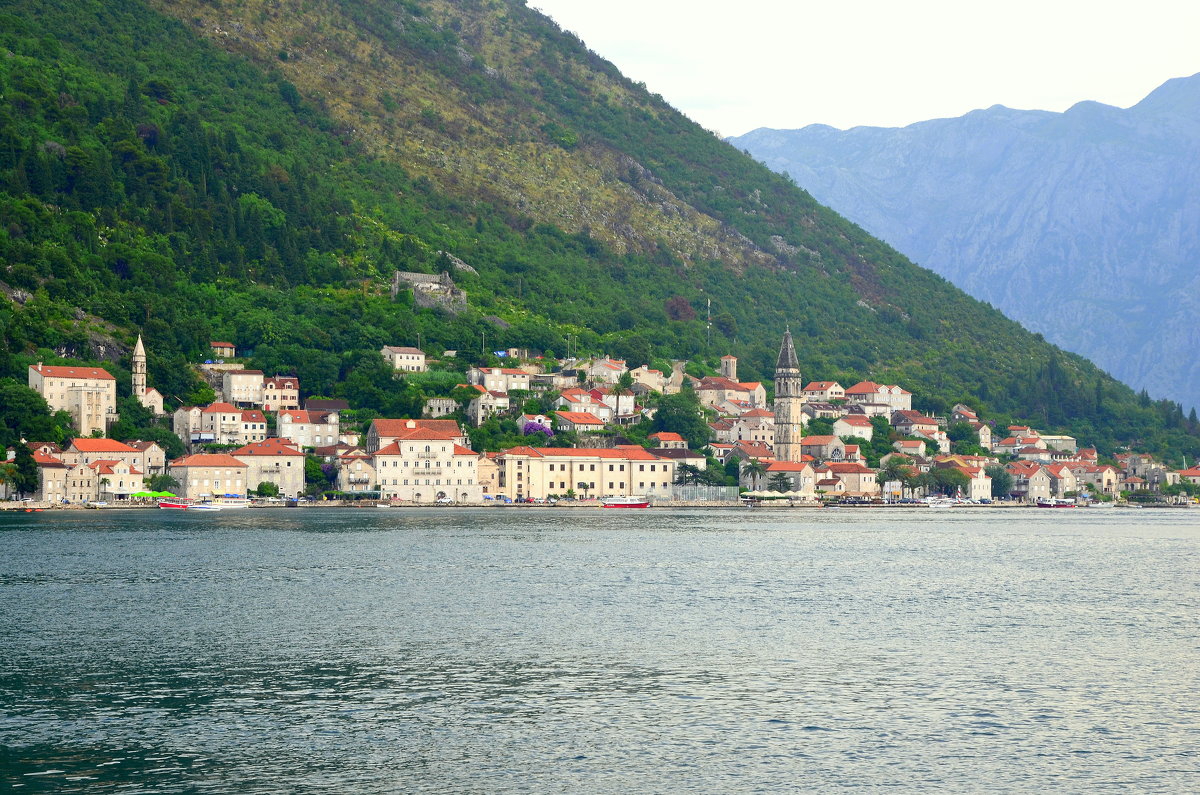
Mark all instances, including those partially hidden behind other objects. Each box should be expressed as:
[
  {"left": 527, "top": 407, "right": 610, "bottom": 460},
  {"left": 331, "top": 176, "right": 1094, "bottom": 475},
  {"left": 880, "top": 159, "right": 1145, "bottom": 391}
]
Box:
[{"left": 772, "top": 329, "right": 805, "bottom": 462}]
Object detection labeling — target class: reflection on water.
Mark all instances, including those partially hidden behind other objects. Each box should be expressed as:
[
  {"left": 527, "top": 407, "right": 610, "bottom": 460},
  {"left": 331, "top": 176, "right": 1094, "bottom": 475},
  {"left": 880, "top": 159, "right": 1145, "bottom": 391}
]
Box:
[{"left": 1, "top": 509, "right": 1198, "bottom": 792}]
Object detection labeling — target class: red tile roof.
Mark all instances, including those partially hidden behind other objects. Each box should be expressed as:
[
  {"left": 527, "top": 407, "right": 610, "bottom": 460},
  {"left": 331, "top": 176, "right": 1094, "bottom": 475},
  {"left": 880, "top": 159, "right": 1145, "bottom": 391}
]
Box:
[
  {"left": 836, "top": 415, "right": 873, "bottom": 426},
  {"left": 767, "top": 461, "right": 811, "bottom": 472},
  {"left": 825, "top": 462, "right": 874, "bottom": 474},
  {"left": 69, "top": 438, "right": 137, "bottom": 453},
  {"left": 371, "top": 419, "right": 461, "bottom": 439},
  {"left": 170, "top": 454, "right": 248, "bottom": 468},
  {"left": 232, "top": 438, "right": 304, "bottom": 456},
  {"left": 555, "top": 411, "right": 605, "bottom": 426},
  {"left": 33, "top": 451, "right": 66, "bottom": 466},
  {"left": 31, "top": 364, "right": 115, "bottom": 381}
]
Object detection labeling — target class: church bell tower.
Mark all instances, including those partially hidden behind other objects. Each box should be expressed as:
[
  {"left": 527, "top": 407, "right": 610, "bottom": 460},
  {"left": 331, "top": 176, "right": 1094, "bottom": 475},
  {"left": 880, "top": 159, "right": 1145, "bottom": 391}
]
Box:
[{"left": 772, "top": 328, "right": 805, "bottom": 462}]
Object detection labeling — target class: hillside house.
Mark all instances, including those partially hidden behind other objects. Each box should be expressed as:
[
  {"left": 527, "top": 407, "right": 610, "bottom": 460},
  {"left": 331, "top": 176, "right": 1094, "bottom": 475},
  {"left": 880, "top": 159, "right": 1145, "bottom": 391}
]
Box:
[
  {"left": 168, "top": 453, "right": 249, "bottom": 499},
  {"left": 28, "top": 363, "right": 118, "bottom": 436},
  {"left": 554, "top": 411, "right": 606, "bottom": 434},
  {"left": 60, "top": 438, "right": 141, "bottom": 469},
  {"left": 423, "top": 397, "right": 459, "bottom": 418},
  {"left": 372, "top": 437, "right": 482, "bottom": 503},
  {"left": 274, "top": 409, "right": 338, "bottom": 448},
  {"left": 803, "top": 381, "right": 845, "bottom": 402},
  {"left": 1007, "top": 462, "right": 1052, "bottom": 501},
  {"left": 365, "top": 418, "right": 467, "bottom": 453},
  {"left": 231, "top": 438, "right": 306, "bottom": 497},
  {"left": 222, "top": 369, "right": 264, "bottom": 407},
  {"left": 833, "top": 414, "right": 875, "bottom": 441},
  {"left": 336, "top": 452, "right": 377, "bottom": 493},
  {"left": 380, "top": 345, "right": 427, "bottom": 372},
  {"left": 467, "top": 389, "right": 511, "bottom": 426},
  {"left": 492, "top": 446, "right": 675, "bottom": 501},
  {"left": 468, "top": 367, "right": 532, "bottom": 393},
  {"left": 262, "top": 376, "right": 300, "bottom": 411},
  {"left": 845, "top": 381, "right": 912, "bottom": 411}
]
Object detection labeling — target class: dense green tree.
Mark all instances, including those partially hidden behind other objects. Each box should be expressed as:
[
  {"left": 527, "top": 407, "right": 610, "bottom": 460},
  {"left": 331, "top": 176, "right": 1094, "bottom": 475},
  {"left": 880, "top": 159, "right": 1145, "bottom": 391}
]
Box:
[
  {"left": 304, "top": 455, "right": 331, "bottom": 495},
  {"left": 650, "top": 387, "right": 711, "bottom": 450},
  {"left": 926, "top": 467, "right": 970, "bottom": 496},
  {"left": 674, "top": 463, "right": 703, "bottom": 485},
  {"left": 11, "top": 443, "right": 38, "bottom": 496},
  {"left": 876, "top": 459, "right": 910, "bottom": 499},
  {"left": 147, "top": 473, "right": 180, "bottom": 493},
  {"left": 768, "top": 472, "right": 791, "bottom": 492},
  {"left": 986, "top": 465, "right": 1014, "bottom": 499},
  {"left": 0, "top": 379, "right": 71, "bottom": 446},
  {"left": 254, "top": 481, "right": 280, "bottom": 497}
]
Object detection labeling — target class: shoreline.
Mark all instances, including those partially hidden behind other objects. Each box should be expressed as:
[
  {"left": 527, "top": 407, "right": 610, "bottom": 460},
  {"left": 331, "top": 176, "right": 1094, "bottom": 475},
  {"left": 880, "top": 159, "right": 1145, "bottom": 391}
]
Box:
[{"left": 1, "top": 500, "right": 1173, "bottom": 512}]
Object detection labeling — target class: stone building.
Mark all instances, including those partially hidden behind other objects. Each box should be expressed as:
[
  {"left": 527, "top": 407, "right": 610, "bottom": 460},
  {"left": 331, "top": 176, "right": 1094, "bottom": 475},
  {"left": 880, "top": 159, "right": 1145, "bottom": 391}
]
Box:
[
  {"left": 28, "top": 363, "right": 118, "bottom": 436},
  {"left": 772, "top": 330, "right": 805, "bottom": 462}
]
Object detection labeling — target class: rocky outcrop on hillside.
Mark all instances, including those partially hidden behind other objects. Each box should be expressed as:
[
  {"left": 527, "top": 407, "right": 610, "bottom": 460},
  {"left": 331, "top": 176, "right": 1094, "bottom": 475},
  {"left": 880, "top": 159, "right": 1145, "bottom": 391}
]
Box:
[{"left": 730, "top": 74, "right": 1200, "bottom": 407}]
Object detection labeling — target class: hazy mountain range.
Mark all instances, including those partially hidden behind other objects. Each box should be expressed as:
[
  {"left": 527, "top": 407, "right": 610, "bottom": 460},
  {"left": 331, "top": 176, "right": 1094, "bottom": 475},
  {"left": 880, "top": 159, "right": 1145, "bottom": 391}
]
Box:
[{"left": 730, "top": 74, "right": 1200, "bottom": 409}]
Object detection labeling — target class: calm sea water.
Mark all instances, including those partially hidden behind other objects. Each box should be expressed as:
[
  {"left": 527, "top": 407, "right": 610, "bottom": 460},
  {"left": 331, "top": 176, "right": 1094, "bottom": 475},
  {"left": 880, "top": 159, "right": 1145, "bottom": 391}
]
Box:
[{"left": 1, "top": 507, "right": 1198, "bottom": 793}]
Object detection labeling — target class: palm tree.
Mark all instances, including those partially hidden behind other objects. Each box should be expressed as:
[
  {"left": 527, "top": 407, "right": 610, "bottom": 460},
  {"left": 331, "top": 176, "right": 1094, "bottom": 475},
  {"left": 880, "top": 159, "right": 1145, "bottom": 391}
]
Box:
[
  {"left": 0, "top": 461, "right": 17, "bottom": 498},
  {"left": 741, "top": 458, "right": 768, "bottom": 490},
  {"left": 876, "top": 460, "right": 909, "bottom": 500}
]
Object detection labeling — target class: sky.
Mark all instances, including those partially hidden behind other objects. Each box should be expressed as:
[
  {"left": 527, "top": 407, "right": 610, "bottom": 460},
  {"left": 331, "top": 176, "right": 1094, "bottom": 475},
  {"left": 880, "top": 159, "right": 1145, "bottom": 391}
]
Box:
[{"left": 529, "top": 0, "right": 1200, "bottom": 137}]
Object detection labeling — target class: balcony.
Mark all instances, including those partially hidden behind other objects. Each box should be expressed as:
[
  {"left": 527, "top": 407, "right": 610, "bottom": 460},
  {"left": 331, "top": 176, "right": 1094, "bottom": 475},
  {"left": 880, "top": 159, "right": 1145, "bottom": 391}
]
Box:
[{"left": 416, "top": 451, "right": 440, "bottom": 459}]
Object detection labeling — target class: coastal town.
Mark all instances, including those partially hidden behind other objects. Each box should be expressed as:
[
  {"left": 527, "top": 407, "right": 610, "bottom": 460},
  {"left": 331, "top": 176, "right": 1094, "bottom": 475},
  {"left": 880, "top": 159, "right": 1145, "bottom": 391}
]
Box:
[{"left": 4, "top": 331, "right": 1199, "bottom": 509}]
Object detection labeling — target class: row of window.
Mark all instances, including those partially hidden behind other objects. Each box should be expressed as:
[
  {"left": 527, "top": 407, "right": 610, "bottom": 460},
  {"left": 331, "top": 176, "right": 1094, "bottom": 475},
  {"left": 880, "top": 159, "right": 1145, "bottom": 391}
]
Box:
[
  {"left": 378, "top": 459, "right": 472, "bottom": 468},
  {"left": 384, "top": 479, "right": 474, "bottom": 486},
  {"left": 543, "top": 462, "right": 666, "bottom": 472}
]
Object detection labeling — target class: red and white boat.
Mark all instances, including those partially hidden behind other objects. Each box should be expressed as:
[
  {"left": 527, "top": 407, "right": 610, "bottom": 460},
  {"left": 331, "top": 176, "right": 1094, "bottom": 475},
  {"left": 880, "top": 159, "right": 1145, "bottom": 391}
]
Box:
[
  {"left": 158, "top": 499, "right": 192, "bottom": 510},
  {"left": 601, "top": 496, "right": 651, "bottom": 509}
]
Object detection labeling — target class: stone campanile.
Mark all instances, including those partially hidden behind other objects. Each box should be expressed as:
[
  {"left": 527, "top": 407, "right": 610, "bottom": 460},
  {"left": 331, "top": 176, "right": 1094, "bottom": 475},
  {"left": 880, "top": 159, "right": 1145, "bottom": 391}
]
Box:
[
  {"left": 772, "top": 328, "right": 805, "bottom": 462},
  {"left": 132, "top": 334, "right": 147, "bottom": 399}
]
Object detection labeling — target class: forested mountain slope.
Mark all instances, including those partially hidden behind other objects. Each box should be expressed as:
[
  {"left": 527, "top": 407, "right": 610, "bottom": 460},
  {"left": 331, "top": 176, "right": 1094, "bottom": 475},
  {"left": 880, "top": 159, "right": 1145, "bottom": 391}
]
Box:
[
  {"left": 730, "top": 74, "right": 1200, "bottom": 412},
  {"left": 0, "top": 0, "right": 1197, "bottom": 458}
]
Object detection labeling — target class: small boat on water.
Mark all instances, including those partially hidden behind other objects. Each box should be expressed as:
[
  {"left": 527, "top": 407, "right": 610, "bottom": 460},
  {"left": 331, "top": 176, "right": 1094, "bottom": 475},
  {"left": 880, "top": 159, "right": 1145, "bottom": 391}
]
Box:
[
  {"left": 1037, "top": 498, "right": 1077, "bottom": 508},
  {"left": 158, "top": 498, "right": 226, "bottom": 511},
  {"left": 601, "top": 496, "right": 651, "bottom": 509}
]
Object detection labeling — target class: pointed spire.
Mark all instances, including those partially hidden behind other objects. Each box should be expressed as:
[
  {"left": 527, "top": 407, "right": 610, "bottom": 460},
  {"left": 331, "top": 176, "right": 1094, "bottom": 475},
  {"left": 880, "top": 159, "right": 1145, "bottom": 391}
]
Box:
[
  {"left": 776, "top": 329, "right": 799, "bottom": 371},
  {"left": 134, "top": 334, "right": 146, "bottom": 358}
]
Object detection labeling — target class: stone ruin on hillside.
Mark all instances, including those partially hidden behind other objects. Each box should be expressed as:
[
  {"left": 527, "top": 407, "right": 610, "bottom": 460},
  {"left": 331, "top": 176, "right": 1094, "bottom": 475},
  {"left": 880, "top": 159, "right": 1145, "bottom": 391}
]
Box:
[{"left": 391, "top": 270, "right": 467, "bottom": 312}]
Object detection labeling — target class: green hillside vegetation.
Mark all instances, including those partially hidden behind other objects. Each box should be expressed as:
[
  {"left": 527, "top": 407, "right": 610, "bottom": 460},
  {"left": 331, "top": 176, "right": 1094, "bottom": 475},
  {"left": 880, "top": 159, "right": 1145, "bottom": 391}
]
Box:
[{"left": 0, "top": 0, "right": 1198, "bottom": 461}]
